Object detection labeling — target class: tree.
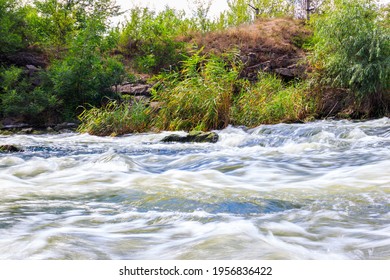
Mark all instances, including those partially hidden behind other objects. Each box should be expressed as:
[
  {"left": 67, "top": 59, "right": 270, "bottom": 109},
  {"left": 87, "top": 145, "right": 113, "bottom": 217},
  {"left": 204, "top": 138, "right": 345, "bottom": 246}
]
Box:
[
  {"left": 31, "top": 0, "right": 120, "bottom": 51},
  {"left": 119, "top": 6, "right": 190, "bottom": 72},
  {"left": 250, "top": 0, "right": 295, "bottom": 18},
  {"left": 188, "top": 0, "right": 212, "bottom": 32},
  {"left": 46, "top": 17, "right": 125, "bottom": 118},
  {"left": 226, "top": 0, "right": 252, "bottom": 25},
  {"left": 0, "top": 0, "right": 126, "bottom": 123},
  {"left": 0, "top": 0, "right": 25, "bottom": 54}
]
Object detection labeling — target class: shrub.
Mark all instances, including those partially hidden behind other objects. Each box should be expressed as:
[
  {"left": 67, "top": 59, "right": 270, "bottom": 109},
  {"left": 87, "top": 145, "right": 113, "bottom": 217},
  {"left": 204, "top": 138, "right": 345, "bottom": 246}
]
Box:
[
  {"left": 222, "top": 0, "right": 299, "bottom": 27},
  {"left": 46, "top": 18, "right": 126, "bottom": 119},
  {"left": 310, "top": 0, "right": 390, "bottom": 115},
  {"left": 119, "top": 7, "right": 191, "bottom": 73},
  {"left": 0, "top": 66, "right": 59, "bottom": 123}
]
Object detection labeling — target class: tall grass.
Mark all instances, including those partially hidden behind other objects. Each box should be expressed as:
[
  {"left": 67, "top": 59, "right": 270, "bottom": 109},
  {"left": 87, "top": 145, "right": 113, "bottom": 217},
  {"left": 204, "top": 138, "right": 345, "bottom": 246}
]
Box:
[
  {"left": 232, "top": 72, "right": 315, "bottom": 126},
  {"left": 152, "top": 51, "right": 241, "bottom": 131},
  {"left": 77, "top": 101, "right": 151, "bottom": 136}
]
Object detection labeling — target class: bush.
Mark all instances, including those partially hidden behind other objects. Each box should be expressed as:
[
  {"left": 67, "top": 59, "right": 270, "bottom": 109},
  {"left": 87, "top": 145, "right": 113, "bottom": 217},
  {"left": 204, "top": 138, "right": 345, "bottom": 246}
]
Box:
[
  {"left": 119, "top": 7, "right": 193, "bottom": 73},
  {"left": 46, "top": 19, "right": 126, "bottom": 119},
  {"left": 221, "top": 0, "right": 299, "bottom": 27},
  {"left": 310, "top": 0, "right": 390, "bottom": 115},
  {"left": 0, "top": 66, "right": 59, "bottom": 123}
]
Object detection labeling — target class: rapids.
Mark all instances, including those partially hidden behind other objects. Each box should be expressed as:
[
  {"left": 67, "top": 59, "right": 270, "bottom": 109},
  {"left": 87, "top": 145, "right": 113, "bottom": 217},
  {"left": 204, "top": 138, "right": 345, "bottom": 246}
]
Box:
[{"left": 0, "top": 118, "right": 389, "bottom": 259}]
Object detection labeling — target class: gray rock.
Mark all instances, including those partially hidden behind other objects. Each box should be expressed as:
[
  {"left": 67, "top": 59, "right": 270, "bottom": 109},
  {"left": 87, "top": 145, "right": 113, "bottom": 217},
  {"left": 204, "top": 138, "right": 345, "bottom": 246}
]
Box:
[
  {"left": 161, "top": 131, "right": 219, "bottom": 143},
  {"left": 114, "top": 83, "right": 152, "bottom": 96},
  {"left": 21, "top": 127, "right": 34, "bottom": 134}
]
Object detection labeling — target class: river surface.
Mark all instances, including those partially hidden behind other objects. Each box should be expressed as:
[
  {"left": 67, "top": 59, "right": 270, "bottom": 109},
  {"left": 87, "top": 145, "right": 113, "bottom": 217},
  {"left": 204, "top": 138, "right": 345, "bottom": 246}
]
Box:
[{"left": 0, "top": 119, "right": 389, "bottom": 260}]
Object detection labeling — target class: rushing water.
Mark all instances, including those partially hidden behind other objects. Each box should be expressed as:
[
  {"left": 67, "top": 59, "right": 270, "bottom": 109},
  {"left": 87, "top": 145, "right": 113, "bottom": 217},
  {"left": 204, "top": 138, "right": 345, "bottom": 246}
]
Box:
[{"left": 0, "top": 119, "right": 389, "bottom": 260}]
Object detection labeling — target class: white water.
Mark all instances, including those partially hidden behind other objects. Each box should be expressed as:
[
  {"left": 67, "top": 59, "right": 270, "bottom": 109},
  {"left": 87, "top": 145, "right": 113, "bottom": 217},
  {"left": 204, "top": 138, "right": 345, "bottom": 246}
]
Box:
[{"left": 0, "top": 119, "right": 389, "bottom": 259}]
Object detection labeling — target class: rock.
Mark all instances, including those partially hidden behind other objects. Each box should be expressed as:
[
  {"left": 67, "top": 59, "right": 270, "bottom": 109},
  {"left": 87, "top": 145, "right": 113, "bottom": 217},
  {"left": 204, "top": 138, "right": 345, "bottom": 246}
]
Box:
[
  {"left": 131, "top": 95, "right": 150, "bottom": 104},
  {"left": 161, "top": 131, "right": 219, "bottom": 143},
  {"left": 149, "top": 101, "right": 163, "bottom": 112},
  {"left": 25, "top": 64, "right": 42, "bottom": 86},
  {"left": 20, "top": 128, "right": 34, "bottom": 134},
  {"left": 26, "top": 64, "right": 40, "bottom": 75},
  {"left": 1, "top": 123, "right": 30, "bottom": 130},
  {"left": 0, "top": 51, "right": 47, "bottom": 68},
  {"left": 0, "top": 145, "right": 24, "bottom": 153},
  {"left": 54, "top": 122, "right": 78, "bottom": 131},
  {"left": 239, "top": 51, "right": 307, "bottom": 81},
  {"left": 114, "top": 83, "right": 152, "bottom": 96},
  {"left": 274, "top": 67, "right": 300, "bottom": 78}
]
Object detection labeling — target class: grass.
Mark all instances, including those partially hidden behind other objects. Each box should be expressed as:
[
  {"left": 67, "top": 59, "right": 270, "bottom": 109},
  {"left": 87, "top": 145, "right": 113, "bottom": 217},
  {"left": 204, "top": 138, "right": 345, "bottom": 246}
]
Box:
[
  {"left": 231, "top": 72, "right": 316, "bottom": 126},
  {"left": 189, "top": 17, "right": 311, "bottom": 56},
  {"left": 77, "top": 100, "right": 151, "bottom": 136},
  {"left": 77, "top": 56, "right": 316, "bottom": 136},
  {"left": 152, "top": 51, "right": 241, "bottom": 131}
]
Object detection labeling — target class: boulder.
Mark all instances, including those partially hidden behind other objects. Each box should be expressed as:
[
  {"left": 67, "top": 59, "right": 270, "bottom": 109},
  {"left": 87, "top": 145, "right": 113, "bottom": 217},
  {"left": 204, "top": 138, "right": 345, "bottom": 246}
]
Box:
[
  {"left": 274, "top": 67, "right": 302, "bottom": 78},
  {"left": 240, "top": 53, "right": 307, "bottom": 81},
  {"left": 161, "top": 131, "right": 219, "bottom": 143},
  {"left": 0, "top": 145, "right": 24, "bottom": 153},
  {"left": 114, "top": 83, "right": 152, "bottom": 96}
]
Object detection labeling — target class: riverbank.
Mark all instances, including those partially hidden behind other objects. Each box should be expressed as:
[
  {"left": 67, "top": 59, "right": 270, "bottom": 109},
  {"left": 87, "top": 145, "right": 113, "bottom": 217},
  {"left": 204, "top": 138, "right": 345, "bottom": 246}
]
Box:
[{"left": 1, "top": 1, "right": 389, "bottom": 135}]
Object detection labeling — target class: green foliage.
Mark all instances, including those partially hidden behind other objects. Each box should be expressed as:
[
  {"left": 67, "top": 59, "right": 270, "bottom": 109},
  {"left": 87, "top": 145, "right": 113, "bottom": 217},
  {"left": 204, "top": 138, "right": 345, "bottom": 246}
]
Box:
[
  {"left": 224, "top": 0, "right": 252, "bottom": 26},
  {"left": 46, "top": 18, "right": 126, "bottom": 118},
  {"left": 310, "top": 0, "right": 390, "bottom": 102},
  {"left": 250, "top": 0, "right": 298, "bottom": 18},
  {"left": 0, "top": 0, "right": 128, "bottom": 124},
  {"left": 152, "top": 51, "right": 241, "bottom": 131},
  {"left": 0, "top": 66, "right": 59, "bottom": 123},
  {"left": 78, "top": 101, "right": 151, "bottom": 136},
  {"left": 32, "top": 0, "right": 77, "bottom": 49},
  {"left": 119, "top": 7, "right": 192, "bottom": 73},
  {"left": 0, "top": 0, "right": 25, "bottom": 53},
  {"left": 232, "top": 72, "right": 314, "bottom": 126},
  {"left": 0, "top": 0, "right": 127, "bottom": 124},
  {"left": 222, "top": 0, "right": 300, "bottom": 27},
  {"left": 30, "top": 0, "right": 120, "bottom": 52},
  {"left": 188, "top": 0, "right": 213, "bottom": 32},
  {"left": 0, "top": 66, "right": 22, "bottom": 91}
]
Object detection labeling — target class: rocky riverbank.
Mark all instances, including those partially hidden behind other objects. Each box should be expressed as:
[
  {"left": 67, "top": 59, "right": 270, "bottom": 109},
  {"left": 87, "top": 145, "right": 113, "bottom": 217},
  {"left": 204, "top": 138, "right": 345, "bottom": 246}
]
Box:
[{"left": 0, "top": 121, "right": 78, "bottom": 135}]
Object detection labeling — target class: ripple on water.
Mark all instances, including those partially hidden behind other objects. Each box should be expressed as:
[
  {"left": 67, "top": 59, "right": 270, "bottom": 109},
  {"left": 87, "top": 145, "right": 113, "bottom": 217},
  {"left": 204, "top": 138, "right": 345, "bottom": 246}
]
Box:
[{"left": 0, "top": 119, "right": 390, "bottom": 259}]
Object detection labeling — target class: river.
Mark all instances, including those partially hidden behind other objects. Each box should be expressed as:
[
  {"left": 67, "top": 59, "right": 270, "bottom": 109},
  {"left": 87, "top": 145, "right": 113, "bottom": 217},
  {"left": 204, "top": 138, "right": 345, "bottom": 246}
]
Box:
[{"left": 0, "top": 118, "right": 389, "bottom": 259}]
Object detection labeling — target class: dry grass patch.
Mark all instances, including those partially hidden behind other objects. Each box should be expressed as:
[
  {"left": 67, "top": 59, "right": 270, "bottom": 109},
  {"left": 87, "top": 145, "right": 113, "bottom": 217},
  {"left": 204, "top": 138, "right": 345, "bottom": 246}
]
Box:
[{"left": 191, "top": 17, "right": 311, "bottom": 56}]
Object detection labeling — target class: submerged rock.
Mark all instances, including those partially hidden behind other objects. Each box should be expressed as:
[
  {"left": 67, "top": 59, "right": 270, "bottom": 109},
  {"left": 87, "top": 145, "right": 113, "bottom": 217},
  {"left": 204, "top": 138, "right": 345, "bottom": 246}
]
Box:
[
  {"left": 161, "top": 131, "right": 219, "bottom": 143},
  {"left": 0, "top": 145, "right": 24, "bottom": 153}
]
